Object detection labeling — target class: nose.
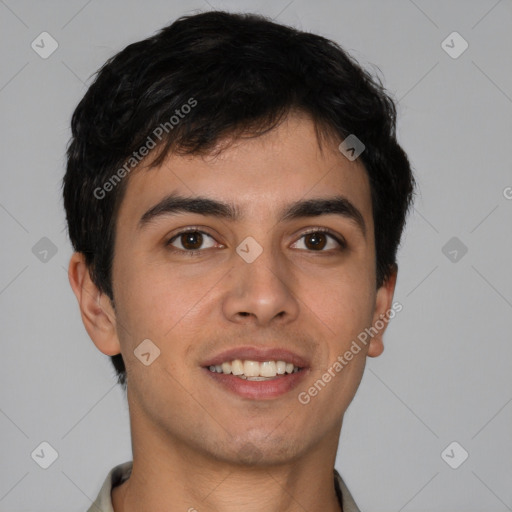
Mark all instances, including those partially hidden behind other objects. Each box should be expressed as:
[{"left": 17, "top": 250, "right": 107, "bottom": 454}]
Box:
[{"left": 222, "top": 241, "right": 300, "bottom": 326}]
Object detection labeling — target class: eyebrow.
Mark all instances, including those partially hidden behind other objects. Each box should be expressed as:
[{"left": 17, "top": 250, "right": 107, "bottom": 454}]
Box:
[{"left": 138, "top": 193, "right": 366, "bottom": 237}]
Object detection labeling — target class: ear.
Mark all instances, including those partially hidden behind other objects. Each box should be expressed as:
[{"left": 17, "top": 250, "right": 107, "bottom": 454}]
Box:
[
  {"left": 367, "top": 264, "right": 398, "bottom": 358},
  {"left": 68, "top": 252, "right": 121, "bottom": 356}
]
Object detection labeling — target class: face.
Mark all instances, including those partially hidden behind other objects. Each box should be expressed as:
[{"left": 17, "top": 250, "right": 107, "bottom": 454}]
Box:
[{"left": 73, "top": 112, "right": 396, "bottom": 467}]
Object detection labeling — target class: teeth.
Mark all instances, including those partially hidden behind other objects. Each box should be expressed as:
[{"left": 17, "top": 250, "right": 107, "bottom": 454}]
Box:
[
  {"left": 231, "top": 359, "right": 244, "bottom": 375},
  {"left": 260, "top": 361, "right": 276, "bottom": 377},
  {"left": 243, "top": 360, "right": 260, "bottom": 377},
  {"left": 276, "top": 361, "right": 286, "bottom": 374},
  {"left": 207, "top": 359, "right": 302, "bottom": 378}
]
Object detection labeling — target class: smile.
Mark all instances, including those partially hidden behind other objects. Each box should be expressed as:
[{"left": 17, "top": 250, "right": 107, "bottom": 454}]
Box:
[{"left": 207, "top": 359, "right": 302, "bottom": 380}]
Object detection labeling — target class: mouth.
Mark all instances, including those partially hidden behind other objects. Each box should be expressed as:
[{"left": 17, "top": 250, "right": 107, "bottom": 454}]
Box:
[
  {"left": 201, "top": 347, "right": 310, "bottom": 400},
  {"left": 206, "top": 359, "right": 303, "bottom": 380}
]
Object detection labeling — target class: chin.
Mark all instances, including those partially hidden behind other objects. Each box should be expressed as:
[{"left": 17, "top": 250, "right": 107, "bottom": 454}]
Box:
[{"left": 220, "top": 434, "right": 306, "bottom": 467}]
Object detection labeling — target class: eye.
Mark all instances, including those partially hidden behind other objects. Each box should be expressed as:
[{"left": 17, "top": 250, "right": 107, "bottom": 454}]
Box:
[
  {"left": 291, "top": 229, "right": 346, "bottom": 252},
  {"left": 166, "top": 227, "right": 346, "bottom": 255},
  {"left": 166, "top": 229, "right": 219, "bottom": 253}
]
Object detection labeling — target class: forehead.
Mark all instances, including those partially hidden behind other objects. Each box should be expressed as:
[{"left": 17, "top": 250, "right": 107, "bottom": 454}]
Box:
[{"left": 117, "top": 113, "right": 373, "bottom": 231}]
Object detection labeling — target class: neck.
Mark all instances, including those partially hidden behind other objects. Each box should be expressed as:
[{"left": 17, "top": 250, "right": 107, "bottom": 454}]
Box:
[{"left": 112, "top": 428, "right": 343, "bottom": 512}]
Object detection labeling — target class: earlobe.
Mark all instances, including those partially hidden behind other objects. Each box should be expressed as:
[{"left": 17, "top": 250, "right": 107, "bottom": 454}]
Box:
[
  {"left": 68, "top": 252, "right": 121, "bottom": 356},
  {"left": 367, "top": 265, "right": 398, "bottom": 358}
]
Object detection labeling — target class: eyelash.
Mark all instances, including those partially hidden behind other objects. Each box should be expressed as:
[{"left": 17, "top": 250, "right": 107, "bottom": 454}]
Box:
[{"left": 165, "top": 227, "right": 347, "bottom": 256}]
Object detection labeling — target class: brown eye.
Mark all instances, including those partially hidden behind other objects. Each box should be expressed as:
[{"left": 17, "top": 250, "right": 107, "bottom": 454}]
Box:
[
  {"left": 167, "top": 230, "right": 217, "bottom": 252},
  {"left": 304, "top": 232, "right": 328, "bottom": 250},
  {"left": 291, "top": 230, "right": 346, "bottom": 252},
  {"left": 180, "top": 232, "right": 203, "bottom": 250}
]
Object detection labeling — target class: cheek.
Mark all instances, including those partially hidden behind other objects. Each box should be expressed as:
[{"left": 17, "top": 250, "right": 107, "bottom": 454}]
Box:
[
  {"left": 114, "top": 265, "right": 203, "bottom": 393},
  {"left": 297, "top": 264, "right": 375, "bottom": 344},
  {"left": 114, "top": 258, "right": 224, "bottom": 351},
  {"left": 115, "top": 256, "right": 171, "bottom": 322}
]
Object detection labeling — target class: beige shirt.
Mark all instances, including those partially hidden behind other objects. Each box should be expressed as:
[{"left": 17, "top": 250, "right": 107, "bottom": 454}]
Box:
[{"left": 87, "top": 461, "right": 361, "bottom": 512}]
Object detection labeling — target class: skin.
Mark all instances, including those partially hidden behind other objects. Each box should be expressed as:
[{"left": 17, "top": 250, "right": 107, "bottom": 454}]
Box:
[{"left": 68, "top": 111, "right": 397, "bottom": 512}]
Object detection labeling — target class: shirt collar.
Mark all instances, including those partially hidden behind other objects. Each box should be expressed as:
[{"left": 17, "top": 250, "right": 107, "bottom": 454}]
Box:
[{"left": 88, "top": 461, "right": 361, "bottom": 512}]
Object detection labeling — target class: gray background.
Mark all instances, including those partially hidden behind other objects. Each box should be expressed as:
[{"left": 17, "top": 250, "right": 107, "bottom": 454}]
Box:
[{"left": 1, "top": 0, "right": 511, "bottom": 511}]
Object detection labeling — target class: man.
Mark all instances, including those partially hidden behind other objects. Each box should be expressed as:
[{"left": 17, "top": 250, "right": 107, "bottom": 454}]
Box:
[{"left": 63, "top": 10, "right": 415, "bottom": 512}]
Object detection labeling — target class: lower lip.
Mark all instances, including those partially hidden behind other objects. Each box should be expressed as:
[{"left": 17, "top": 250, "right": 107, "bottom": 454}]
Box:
[{"left": 203, "top": 368, "right": 309, "bottom": 400}]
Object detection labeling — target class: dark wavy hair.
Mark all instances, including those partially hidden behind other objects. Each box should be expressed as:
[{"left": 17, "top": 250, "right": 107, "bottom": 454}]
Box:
[{"left": 62, "top": 10, "right": 415, "bottom": 390}]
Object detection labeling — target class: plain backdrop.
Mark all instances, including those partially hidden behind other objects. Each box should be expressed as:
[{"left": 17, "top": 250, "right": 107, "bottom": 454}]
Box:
[{"left": 1, "top": 1, "right": 511, "bottom": 511}]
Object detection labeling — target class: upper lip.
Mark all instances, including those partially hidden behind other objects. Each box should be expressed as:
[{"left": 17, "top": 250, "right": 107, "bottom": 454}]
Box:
[{"left": 201, "top": 346, "right": 310, "bottom": 369}]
